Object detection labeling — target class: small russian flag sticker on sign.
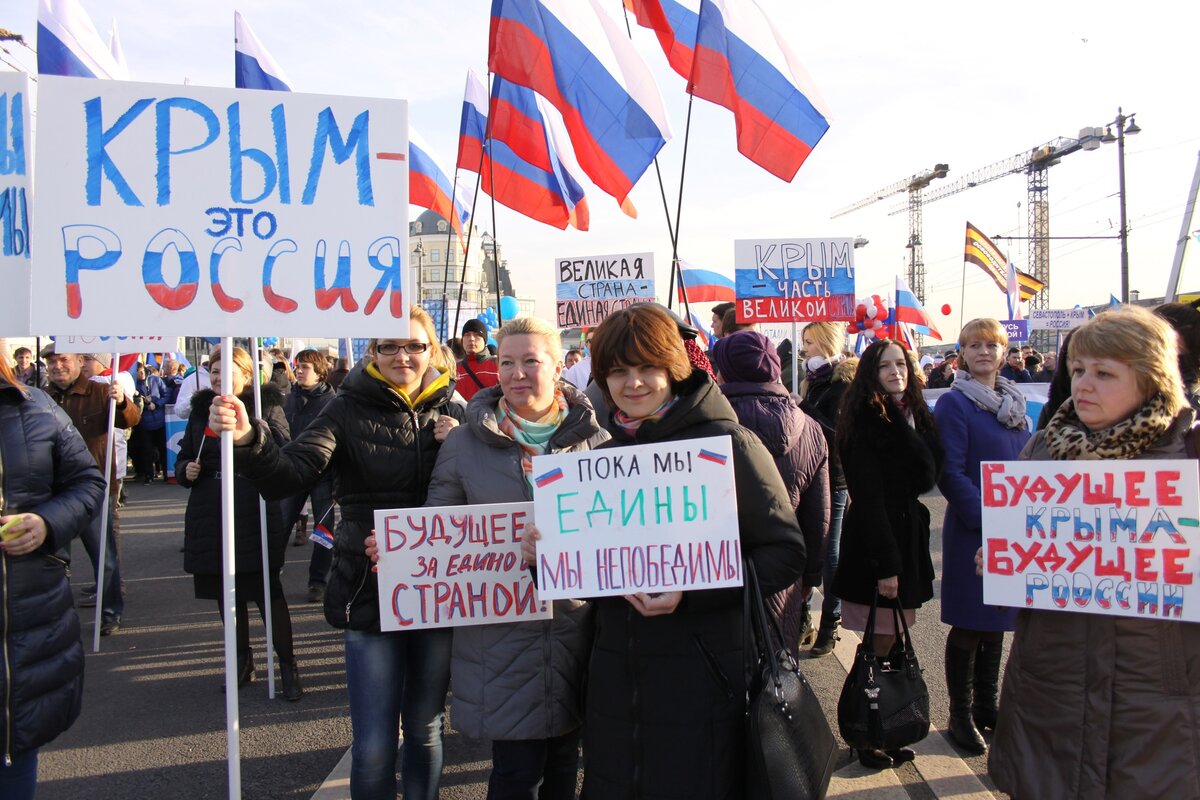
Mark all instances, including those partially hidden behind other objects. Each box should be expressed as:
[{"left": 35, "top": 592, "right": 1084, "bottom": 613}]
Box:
[
  {"left": 697, "top": 449, "right": 728, "bottom": 466},
  {"left": 535, "top": 467, "right": 565, "bottom": 488}
]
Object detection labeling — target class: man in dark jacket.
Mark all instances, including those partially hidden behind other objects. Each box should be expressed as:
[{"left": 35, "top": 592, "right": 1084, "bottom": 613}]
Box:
[
  {"left": 999, "top": 347, "right": 1032, "bottom": 383},
  {"left": 42, "top": 343, "right": 140, "bottom": 635},
  {"left": 455, "top": 319, "right": 499, "bottom": 401}
]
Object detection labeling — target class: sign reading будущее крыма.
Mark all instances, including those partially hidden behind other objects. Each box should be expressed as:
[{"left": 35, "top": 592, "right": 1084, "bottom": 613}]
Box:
[
  {"left": 981, "top": 460, "right": 1200, "bottom": 621},
  {"left": 374, "top": 502, "right": 551, "bottom": 631},
  {"left": 531, "top": 436, "right": 742, "bottom": 601},
  {"left": 32, "top": 76, "right": 409, "bottom": 338},
  {"left": 734, "top": 237, "right": 855, "bottom": 324}
]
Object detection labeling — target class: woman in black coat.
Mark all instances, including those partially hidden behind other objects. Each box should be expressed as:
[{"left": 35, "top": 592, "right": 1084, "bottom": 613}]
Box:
[
  {"left": 0, "top": 358, "right": 105, "bottom": 798},
  {"left": 575, "top": 304, "right": 807, "bottom": 800},
  {"left": 175, "top": 345, "right": 301, "bottom": 700},
  {"left": 207, "top": 307, "right": 466, "bottom": 800},
  {"left": 832, "top": 337, "right": 942, "bottom": 770}
]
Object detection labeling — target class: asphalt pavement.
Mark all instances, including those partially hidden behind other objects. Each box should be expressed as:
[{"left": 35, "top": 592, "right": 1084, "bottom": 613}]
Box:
[{"left": 36, "top": 480, "right": 1007, "bottom": 799}]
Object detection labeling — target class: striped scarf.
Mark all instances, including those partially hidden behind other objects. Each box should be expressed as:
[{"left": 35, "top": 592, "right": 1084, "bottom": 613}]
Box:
[
  {"left": 496, "top": 388, "right": 569, "bottom": 485},
  {"left": 613, "top": 395, "right": 678, "bottom": 437}
]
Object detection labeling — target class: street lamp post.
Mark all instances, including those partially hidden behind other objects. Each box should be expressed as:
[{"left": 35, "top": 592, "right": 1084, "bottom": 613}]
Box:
[
  {"left": 1101, "top": 108, "right": 1140, "bottom": 303},
  {"left": 413, "top": 242, "right": 425, "bottom": 305}
]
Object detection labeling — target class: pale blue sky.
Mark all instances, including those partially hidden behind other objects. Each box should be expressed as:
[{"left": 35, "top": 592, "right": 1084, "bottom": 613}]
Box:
[{"left": 5, "top": 0, "right": 1198, "bottom": 341}]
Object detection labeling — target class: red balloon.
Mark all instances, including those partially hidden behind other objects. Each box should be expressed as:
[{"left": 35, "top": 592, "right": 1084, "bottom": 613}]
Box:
[{"left": 941, "top": 304, "right": 952, "bottom": 315}]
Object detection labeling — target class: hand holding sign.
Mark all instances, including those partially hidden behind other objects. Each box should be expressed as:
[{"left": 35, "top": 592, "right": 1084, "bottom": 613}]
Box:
[{"left": 208, "top": 394, "right": 254, "bottom": 445}]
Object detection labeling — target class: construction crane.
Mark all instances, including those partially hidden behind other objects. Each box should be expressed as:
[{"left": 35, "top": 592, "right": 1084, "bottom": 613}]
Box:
[
  {"left": 893, "top": 128, "right": 1104, "bottom": 313},
  {"left": 831, "top": 164, "right": 950, "bottom": 305}
]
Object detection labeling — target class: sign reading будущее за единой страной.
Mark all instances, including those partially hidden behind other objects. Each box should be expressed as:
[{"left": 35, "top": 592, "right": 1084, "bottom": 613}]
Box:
[{"left": 982, "top": 460, "right": 1200, "bottom": 620}]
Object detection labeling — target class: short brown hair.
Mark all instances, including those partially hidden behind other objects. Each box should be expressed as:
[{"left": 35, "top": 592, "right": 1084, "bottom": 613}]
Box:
[
  {"left": 589, "top": 304, "right": 693, "bottom": 404},
  {"left": 1070, "top": 305, "right": 1184, "bottom": 416},
  {"left": 958, "top": 318, "right": 1007, "bottom": 349},
  {"left": 294, "top": 348, "right": 329, "bottom": 380}
]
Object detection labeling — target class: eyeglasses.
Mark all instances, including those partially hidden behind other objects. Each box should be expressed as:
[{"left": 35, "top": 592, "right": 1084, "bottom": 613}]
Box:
[{"left": 376, "top": 342, "right": 430, "bottom": 356}]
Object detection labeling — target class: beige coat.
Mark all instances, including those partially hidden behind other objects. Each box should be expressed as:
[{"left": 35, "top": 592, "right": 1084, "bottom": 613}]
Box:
[{"left": 989, "top": 408, "right": 1200, "bottom": 798}]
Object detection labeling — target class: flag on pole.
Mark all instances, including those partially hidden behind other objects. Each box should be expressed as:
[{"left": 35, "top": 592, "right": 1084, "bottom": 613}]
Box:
[
  {"left": 687, "top": 310, "right": 712, "bottom": 349},
  {"left": 687, "top": 0, "right": 830, "bottom": 181},
  {"left": 623, "top": 0, "right": 700, "bottom": 79},
  {"left": 1006, "top": 261, "right": 1022, "bottom": 320},
  {"left": 894, "top": 275, "right": 942, "bottom": 340},
  {"left": 457, "top": 70, "right": 489, "bottom": 172},
  {"left": 677, "top": 262, "right": 735, "bottom": 303},
  {"left": 965, "top": 222, "right": 1045, "bottom": 301},
  {"left": 489, "top": 0, "right": 672, "bottom": 216},
  {"left": 38, "top": 0, "right": 128, "bottom": 78},
  {"left": 410, "top": 128, "right": 470, "bottom": 250},
  {"left": 234, "top": 11, "right": 293, "bottom": 91}
]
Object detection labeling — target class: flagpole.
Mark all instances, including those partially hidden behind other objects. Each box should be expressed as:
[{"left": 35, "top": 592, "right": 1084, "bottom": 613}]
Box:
[
  {"left": 91, "top": 350, "right": 119, "bottom": 653},
  {"left": 959, "top": 257, "right": 966, "bottom": 338},
  {"left": 454, "top": 159, "right": 485, "bottom": 339},
  {"left": 218, "top": 338, "right": 242, "bottom": 799},
  {"left": 249, "top": 338, "right": 276, "bottom": 700},
  {"left": 485, "top": 73, "right": 504, "bottom": 328},
  {"left": 440, "top": 169, "right": 464, "bottom": 341},
  {"left": 668, "top": 95, "right": 696, "bottom": 318}
]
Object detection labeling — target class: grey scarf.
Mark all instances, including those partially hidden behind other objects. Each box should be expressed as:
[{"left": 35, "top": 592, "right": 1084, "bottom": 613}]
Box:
[{"left": 950, "top": 369, "right": 1028, "bottom": 430}]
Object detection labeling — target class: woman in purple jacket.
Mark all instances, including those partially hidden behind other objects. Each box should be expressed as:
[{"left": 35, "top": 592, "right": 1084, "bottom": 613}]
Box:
[
  {"left": 933, "top": 318, "right": 1031, "bottom": 755},
  {"left": 711, "top": 330, "right": 830, "bottom": 657}
]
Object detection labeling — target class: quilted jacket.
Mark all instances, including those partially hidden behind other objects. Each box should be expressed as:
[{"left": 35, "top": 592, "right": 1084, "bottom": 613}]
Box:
[{"left": 424, "top": 382, "right": 608, "bottom": 739}]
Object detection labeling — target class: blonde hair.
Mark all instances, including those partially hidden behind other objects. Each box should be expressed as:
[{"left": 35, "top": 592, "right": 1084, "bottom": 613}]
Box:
[
  {"left": 207, "top": 345, "right": 254, "bottom": 382},
  {"left": 495, "top": 316, "right": 563, "bottom": 364},
  {"left": 367, "top": 305, "right": 447, "bottom": 371},
  {"left": 802, "top": 322, "right": 845, "bottom": 359},
  {"left": 1070, "top": 305, "right": 1185, "bottom": 415},
  {"left": 958, "top": 318, "right": 1008, "bottom": 349}
]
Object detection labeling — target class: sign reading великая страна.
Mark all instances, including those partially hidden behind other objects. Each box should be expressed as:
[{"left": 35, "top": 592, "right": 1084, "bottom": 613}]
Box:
[
  {"left": 374, "top": 502, "right": 551, "bottom": 631},
  {"left": 1, "top": 72, "right": 32, "bottom": 337},
  {"left": 555, "top": 251, "right": 655, "bottom": 328},
  {"left": 32, "top": 76, "right": 409, "bottom": 338},
  {"left": 531, "top": 436, "right": 741, "bottom": 600},
  {"left": 734, "top": 237, "right": 855, "bottom": 324},
  {"left": 981, "top": 460, "right": 1200, "bottom": 621}
]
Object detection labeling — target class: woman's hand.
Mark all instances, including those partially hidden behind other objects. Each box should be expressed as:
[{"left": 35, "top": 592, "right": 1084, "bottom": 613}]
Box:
[
  {"left": 365, "top": 531, "right": 380, "bottom": 571},
  {"left": 0, "top": 513, "right": 48, "bottom": 557},
  {"left": 520, "top": 524, "right": 541, "bottom": 566},
  {"left": 877, "top": 575, "right": 899, "bottom": 600},
  {"left": 184, "top": 460, "right": 201, "bottom": 481},
  {"left": 626, "top": 591, "right": 683, "bottom": 617},
  {"left": 208, "top": 394, "right": 254, "bottom": 445},
  {"left": 433, "top": 415, "right": 459, "bottom": 443},
  {"left": 975, "top": 547, "right": 984, "bottom": 577}
]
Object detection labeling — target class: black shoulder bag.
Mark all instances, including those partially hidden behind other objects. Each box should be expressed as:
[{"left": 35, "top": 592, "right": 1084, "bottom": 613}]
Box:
[
  {"left": 836, "top": 591, "right": 930, "bottom": 751},
  {"left": 744, "top": 560, "right": 837, "bottom": 800}
]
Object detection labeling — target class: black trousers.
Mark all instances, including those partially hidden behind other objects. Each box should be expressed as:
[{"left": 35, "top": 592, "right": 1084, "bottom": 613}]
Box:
[{"left": 487, "top": 727, "right": 581, "bottom": 800}]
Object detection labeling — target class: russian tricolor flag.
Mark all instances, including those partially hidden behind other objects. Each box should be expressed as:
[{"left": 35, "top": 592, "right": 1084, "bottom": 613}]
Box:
[
  {"left": 697, "top": 448, "right": 728, "bottom": 466},
  {"left": 894, "top": 275, "right": 942, "bottom": 341},
  {"left": 234, "top": 11, "right": 293, "bottom": 92},
  {"left": 38, "top": 0, "right": 128, "bottom": 79},
  {"left": 677, "top": 262, "right": 735, "bottom": 303},
  {"left": 688, "top": 310, "right": 712, "bottom": 349},
  {"left": 489, "top": 0, "right": 671, "bottom": 216},
  {"left": 623, "top": 0, "right": 700, "bottom": 80},
  {"left": 534, "top": 467, "right": 565, "bottom": 488},
  {"left": 457, "top": 70, "right": 490, "bottom": 173},
  {"left": 410, "top": 128, "right": 471, "bottom": 251},
  {"left": 688, "top": 0, "right": 830, "bottom": 181}
]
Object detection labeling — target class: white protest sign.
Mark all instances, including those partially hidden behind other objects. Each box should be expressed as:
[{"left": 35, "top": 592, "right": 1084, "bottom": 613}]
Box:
[
  {"left": 1028, "top": 308, "right": 1090, "bottom": 331},
  {"left": 52, "top": 335, "right": 184, "bottom": 354},
  {"left": 374, "top": 502, "right": 551, "bottom": 631},
  {"left": 33, "top": 76, "right": 409, "bottom": 337},
  {"left": 531, "top": 435, "right": 742, "bottom": 600},
  {"left": 0, "top": 73, "right": 32, "bottom": 336},
  {"left": 734, "top": 238, "right": 856, "bottom": 324},
  {"left": 981, "top": 460, "right": 1200, "bottom": 621},
  {"left": 555, "top": 252, "right": 655, "bottom": 328}
]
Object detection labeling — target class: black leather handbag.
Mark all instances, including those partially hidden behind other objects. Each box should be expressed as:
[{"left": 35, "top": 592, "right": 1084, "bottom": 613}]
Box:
[
  {"left": 744, "top": 561, "right": 837, "bottom": 800},
  {"left": 837, "top": 591, "right": 930, "bottom": 751}
]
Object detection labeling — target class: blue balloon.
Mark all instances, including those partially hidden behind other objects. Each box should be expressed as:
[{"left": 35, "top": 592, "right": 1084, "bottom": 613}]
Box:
[
  {"left": 499, "top": 295, "right": 519, "bottom": 320},
  {"left": 262, "top": 337, "right": 279, "bottom": 347}
]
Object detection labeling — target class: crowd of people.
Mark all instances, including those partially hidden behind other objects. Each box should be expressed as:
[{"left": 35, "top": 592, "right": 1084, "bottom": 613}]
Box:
[{"left": 4, "top": 296, "right": 1200, "bottom": 798}]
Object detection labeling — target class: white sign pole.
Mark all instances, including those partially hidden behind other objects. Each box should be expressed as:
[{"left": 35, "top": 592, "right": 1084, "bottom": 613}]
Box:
[
  {"left": 249, "top": 338, "right": 276, "bottom": 699},
  {"left": 219, "top": 339, "right": 242, "bottom": 798},
  {"left": 90, "top": 350, "right": 119, "bottom": 653},
  {"left": 790, "top": 322, "right": 799, "bottom": 395}
]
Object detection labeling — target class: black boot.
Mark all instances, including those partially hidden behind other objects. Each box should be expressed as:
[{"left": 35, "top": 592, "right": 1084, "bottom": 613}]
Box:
[
  {"left": 237, "top": 650, "right": 255, "bottom": 687},
  {"left": 856, "top": 748, "right": 894, "bottom": 770},
  {"left": 972, "top": 638, "right": 1003, "bottom": 732},
  {"left": 810, "top": 616, "right": 840, "bottom": 658},
  {"left": 945, "top": 639, "right": 987, "bottom": 755},
  {"left": 280, "top": 658, "right": 304, "bottom": 702}
]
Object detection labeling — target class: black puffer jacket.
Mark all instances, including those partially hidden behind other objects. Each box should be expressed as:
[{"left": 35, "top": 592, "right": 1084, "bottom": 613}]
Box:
[
  {"left": 283, "top": 380, "right": 335, "bottom": 434},
  {"left": 0, "top": 384, "right": 105, "bottom": 760},
  {"left": 583, "top": 370, "right": 806, "bottom": 800},
  {"left": 235, "top": 362, "right": 466, "bottom": 631},
  {"left": 799, "top": 358, "right": 856, "bottom": 490},
  {"left": 176, "top": 387, "right": 290, "bottom": 576}
]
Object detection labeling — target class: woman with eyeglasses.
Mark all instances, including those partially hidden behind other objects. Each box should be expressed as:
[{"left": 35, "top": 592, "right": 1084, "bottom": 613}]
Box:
[{"left": 208, "top": 306, "right": 466, "bottom": 800}]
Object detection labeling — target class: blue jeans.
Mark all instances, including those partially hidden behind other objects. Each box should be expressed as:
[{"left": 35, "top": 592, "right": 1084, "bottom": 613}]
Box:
[
  {"left": 0, "top": 749, "right": 38, "bottom": 800},
  {"left": 282, "top": 480, "right": 335, "bottom": 588},
  {"left": 80, "top": 499, "right": 123, "bottom": 620},
  {"left": 821, "top": 488, "right": 847, "bottom": 623},
  {"left": 344, "top": 627, "right": 452, "bottom": 800}
]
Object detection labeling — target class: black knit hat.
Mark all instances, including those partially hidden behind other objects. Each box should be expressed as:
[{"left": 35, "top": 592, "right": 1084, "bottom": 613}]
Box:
[{"left": 462, "top": 318, "right": 488, "bottom": 338}]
